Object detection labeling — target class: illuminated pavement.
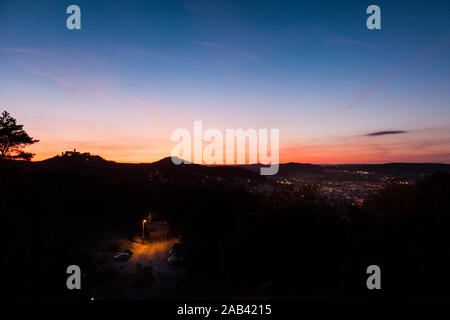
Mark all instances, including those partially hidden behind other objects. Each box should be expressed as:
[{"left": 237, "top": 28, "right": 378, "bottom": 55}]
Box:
[{"left": 111, "top": 222, "right": 184, "bottom": 298}]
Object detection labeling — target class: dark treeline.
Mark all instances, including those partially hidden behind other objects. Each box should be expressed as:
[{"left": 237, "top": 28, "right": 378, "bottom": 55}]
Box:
[
  {"left": 1, "top": 159, "right": 150, "bottom": 299},
  {"left": 2, "top": 157, "right": 450, "bottom": 299},
  {"left": 154, "top": 172, "right": 450, "bottom": 298}
]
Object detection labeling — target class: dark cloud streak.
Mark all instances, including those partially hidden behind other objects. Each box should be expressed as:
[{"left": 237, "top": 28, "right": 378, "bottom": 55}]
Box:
[{"left": 366, "top": 130, "right": 408, "bottom": 137}]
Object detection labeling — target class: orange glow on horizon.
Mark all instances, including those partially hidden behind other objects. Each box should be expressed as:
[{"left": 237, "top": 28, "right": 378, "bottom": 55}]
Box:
[{"left": 26, "top": 139, "right": 450, "bottom": 165}]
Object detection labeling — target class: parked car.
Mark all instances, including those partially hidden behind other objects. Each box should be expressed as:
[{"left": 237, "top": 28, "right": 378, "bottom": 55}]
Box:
[
  {"left": 167, "top": 254, "right": 182, "bottom": 265},
  {"left": 167, "top": 243, "right": 182, "bottom": 265},
  {"left": 169, "top": 243, "right": 181, "bottom": 256},
  {"left": 113, "top": 248, "right": 133, "bottom": 261}
]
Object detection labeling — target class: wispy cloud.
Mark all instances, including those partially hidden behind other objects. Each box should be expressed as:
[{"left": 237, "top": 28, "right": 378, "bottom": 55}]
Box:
[
  {"left": 340, "top": 36, "right": 450, "bottom": 113},
  {"left": 96, "top": 89, "right": 165, "bottom": 121},
  {"left": 0, "top": 47, "right": 52, "bottom": 56},
  {"left": 325, "top": 36, "right": 377, "bottom": 48},
  {"left": 16, "top": 61, "right": 87, "bottom": 95},
  {"left": 189, "top": 41, "right": 262, "bottom": 61},
  {"left": 436, "top": 153, "right": 450, "bottom": 159},
  {"left": 111, "top": 45, "right": 175, "bottom": 63},
  {"left": 280, "top": 133, "right": 450, "bottom": 164},
  {"left": 365, "top": 130, "right": 408, "bottom": 137},
  {"left": 96, "top": 89, "right": 139, "bottom": 112}
]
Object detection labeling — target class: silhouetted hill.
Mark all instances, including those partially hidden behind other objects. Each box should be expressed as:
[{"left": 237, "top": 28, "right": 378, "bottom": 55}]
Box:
[
  {"left": 37, "top": 154, "right": 111, "bottom": 168},
  {"left": 232, "top": 162, "right": 325, "bottom": 176},
  {"left": 236, "top": 162, "right": 450, "bottom": 179},
  {"left": 3, "top": 155, "right": 449, "bottom": 183},
  {"left": 1, "top": 155, "right": 265, "bottom": 184},
  {"left": 3, "top": 154, "right": 450, "bottom": 299},
  {"left": 147, "top": 157, "right": 266, "bottom": 183}
]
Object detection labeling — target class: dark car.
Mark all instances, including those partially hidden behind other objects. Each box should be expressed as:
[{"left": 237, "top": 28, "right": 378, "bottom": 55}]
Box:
[
  {"left": 169, "top": 243, "right": 181, "bottom": 256},
  {"left": 167, "top": 243, "right": 183, "bottom": 265},
  {"left": 167, "top": 255, "right": 182, "bottom": 265},
  {"left": 113, "top": 248, "right": 133, "bottom": 262}
]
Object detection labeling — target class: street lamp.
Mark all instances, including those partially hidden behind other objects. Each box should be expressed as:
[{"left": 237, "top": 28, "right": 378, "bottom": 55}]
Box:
[{"left": 142, "top": 219, "right": 147, "bottom": 240}]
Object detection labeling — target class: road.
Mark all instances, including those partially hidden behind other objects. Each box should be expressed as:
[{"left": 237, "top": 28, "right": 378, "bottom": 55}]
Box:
[{"left": 110, "top": 221, "right": 184, "bottom": 299}]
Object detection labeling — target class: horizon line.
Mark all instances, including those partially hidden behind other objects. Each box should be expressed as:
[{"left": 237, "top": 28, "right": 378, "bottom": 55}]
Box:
[{"left": 28, "top": 154, "right": 450, "bottom": 166}]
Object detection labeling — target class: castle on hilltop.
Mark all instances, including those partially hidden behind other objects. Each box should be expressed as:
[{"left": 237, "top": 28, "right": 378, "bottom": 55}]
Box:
[
  {"left": 58, "top": 149, "right": 107, "bottom": 163},
  {"left": 61, "top": 149, "right": 91, "bottom": 158}
]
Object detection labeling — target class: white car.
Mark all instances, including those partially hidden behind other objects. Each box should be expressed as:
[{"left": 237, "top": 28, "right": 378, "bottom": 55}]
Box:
[
  {"left": 113, "top": 249, "right": 133, "bottom": 261},
  {"left": 167, "top": 255, "right": 181, "bottom": 265}
]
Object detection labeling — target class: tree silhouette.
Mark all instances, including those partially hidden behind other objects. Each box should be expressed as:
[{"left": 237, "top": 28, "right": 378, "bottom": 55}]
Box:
[{"left": 0, "top": 110, "right": 39, "bottom": 161}]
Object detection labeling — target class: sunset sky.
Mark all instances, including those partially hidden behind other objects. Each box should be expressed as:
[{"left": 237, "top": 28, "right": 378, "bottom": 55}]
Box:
[{"left": 1, "top": 0, "right": 449, "bottom": 164}]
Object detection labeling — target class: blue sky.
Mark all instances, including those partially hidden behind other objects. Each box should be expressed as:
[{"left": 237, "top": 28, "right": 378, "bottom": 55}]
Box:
[{"left": 0, "top": 0, "right": 449, "bottom": 163}]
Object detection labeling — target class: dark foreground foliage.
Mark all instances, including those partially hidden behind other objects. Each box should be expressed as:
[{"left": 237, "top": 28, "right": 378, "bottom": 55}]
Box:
[{"left": 1, "top": 158, "right": 450, "bottom": 299}]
